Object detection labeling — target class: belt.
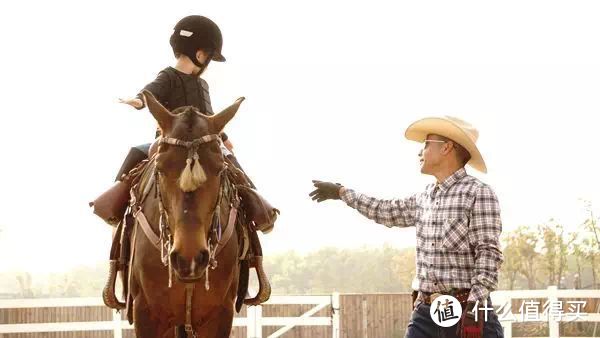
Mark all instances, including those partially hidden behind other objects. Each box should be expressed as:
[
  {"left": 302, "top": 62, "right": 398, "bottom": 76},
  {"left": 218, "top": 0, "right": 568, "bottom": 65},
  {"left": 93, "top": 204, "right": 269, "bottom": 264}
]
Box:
[{"left": 419, "top": 288, "right": 470, "bottom": 305}]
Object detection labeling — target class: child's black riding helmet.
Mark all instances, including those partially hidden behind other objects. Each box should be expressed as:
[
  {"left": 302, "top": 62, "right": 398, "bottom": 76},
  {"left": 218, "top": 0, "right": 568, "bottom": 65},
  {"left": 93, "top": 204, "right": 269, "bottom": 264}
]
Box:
[{"left": 170, "top": 15, "right": 226, "bottom": 67}]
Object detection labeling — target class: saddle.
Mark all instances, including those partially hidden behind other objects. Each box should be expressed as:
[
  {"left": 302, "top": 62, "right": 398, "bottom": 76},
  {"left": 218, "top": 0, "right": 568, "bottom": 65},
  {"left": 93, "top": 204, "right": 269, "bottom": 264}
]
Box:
[
  {"left": 94, "top": 155, "right": 278, "bottom": 315},
  {"left": 223, "top": 155, "right": 279, "bottom": 234},
  {"left": 223, "top": 157, "right": 278, "bottom": 311},
  {"left": 98, "top": 159, "right": 149, "bottom": 311},
  {"left": 89, "top": 142, "right": 158, "bottom": 226}
]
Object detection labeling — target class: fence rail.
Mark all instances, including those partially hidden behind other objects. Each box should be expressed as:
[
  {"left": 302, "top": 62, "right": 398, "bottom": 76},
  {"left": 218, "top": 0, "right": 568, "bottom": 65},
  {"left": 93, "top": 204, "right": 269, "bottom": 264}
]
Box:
[
  {"left": 490, "top": 286, "right": 600, "bottom": 338},
  {"left": 0, "top": 294, "right": 339, "bottom": 338},
  {"left": 1, "top": 287, "right": 598, "bottom": 337}
]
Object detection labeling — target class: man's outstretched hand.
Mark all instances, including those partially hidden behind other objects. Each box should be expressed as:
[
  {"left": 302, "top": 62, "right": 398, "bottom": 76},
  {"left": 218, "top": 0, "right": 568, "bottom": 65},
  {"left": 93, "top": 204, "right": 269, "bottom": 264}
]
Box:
[{"left": 310, "top": 180, "right": 343, "bottom": 202}]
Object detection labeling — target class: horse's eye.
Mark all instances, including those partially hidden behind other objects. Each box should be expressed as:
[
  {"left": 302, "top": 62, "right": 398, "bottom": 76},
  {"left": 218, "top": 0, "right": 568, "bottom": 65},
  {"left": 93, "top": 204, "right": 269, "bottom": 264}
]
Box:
[{"left": 155, "top": 163, "right": 169, "bottom": 176}]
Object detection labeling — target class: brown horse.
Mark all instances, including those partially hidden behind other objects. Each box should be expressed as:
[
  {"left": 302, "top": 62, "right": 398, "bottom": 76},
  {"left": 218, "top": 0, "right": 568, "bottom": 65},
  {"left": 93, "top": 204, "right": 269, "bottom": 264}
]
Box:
[{"left": 128, "top": 90, "right": 245, "bottom": 337}]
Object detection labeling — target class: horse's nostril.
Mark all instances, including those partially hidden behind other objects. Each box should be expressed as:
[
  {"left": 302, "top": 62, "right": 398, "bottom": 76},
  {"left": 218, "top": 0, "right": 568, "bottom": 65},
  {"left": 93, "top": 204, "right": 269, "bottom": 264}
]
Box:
[
  {"left": 178, "top": 256, "right": 189, "bottom": 270},
  {"left": 169, "top": 251, "right": 178, "bottom": 268},
  {"left": 170, "top": 251, "right": 192, "bottom": 275},
  {"left": 195, "top": 250, "right": 209, "bottom": 267},
  {"left": 170, "top": 250, "right": 209, "bottom": 278}
]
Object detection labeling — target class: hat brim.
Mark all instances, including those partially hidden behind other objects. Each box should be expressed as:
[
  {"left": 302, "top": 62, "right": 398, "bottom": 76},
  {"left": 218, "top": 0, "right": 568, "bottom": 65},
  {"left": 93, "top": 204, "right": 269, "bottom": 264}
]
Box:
[{"left": 405, "top": 117, "right": 487, "bottom": 173}]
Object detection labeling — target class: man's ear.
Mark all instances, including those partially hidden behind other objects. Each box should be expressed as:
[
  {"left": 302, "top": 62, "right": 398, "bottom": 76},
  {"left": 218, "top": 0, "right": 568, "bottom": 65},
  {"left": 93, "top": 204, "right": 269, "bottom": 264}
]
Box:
[{"left": 442, "top": 141, "right": 455, "bottom": 155}]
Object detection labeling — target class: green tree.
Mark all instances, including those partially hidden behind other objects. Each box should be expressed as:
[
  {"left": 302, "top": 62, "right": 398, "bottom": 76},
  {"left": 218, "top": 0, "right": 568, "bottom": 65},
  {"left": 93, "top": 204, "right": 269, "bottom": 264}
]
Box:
[
  {"left": 568, "top": 232, "right": 585, "bottom": 284},
  {"left": 500, "top": 232, "right": 524, "bottom": 290},
  {"left": 263, "top": 246, "right": 416, "bottom": 294},
  {"left": 512, "top": 226, "right": 540, "bottom": 289},
  {"left": 580, "top": 201, "right": 600, "bottom": 287},
  {"left": 538, "top": 221, "right": 572, "bottom": 287},
  {"left": 16, "top": 272, "right": 33, "bottom": 298}
]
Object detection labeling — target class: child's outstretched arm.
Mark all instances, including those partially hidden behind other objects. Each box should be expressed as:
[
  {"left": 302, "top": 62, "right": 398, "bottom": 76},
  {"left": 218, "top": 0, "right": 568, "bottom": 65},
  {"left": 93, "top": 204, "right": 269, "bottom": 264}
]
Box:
[
  {"left": 118, "top": 97, "right": 144, "bottom": 109},
  {"left": 118, "top": 70, "right": 171, "bottom": 110}
]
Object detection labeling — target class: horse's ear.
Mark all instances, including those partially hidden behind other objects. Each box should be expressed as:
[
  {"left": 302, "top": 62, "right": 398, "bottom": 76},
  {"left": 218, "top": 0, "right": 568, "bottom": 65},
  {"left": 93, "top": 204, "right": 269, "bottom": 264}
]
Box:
[
  {"left": 142, "top": 90, "right": 173, "bottom": 132},
  {"left": 210, "top": 97, "right": 245, "bottom": 133}
]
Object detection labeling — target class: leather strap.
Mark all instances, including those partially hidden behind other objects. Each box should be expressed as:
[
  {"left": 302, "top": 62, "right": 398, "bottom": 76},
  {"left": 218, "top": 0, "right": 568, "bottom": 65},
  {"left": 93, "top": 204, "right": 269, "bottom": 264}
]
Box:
[
  {"left": 214, "top": 202, "right": 238, "bottom": 257},
  {"left": 133, "top": 208, "right": 161, "bottom": 251},
  {"left": 125, "top": 223, "right": 138, "bottom": 321},
  {"left": 185, "top": 284, "right": 195, "bottom": 336},
  {"left": 133, "top": 199, "right": 237, "bottom": 258},
  {"left": 420, "top": 289, "right": 471, "bottom": 305},
  {"left": 140, "top": 173, "right": 155, "bottom": 205}
]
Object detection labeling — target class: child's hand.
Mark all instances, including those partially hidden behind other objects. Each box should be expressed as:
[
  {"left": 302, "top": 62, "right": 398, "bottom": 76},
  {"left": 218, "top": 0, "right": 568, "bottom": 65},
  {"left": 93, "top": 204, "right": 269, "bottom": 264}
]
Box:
[{"left": 118, "top": 97, "right": 144, "bottom": 109}]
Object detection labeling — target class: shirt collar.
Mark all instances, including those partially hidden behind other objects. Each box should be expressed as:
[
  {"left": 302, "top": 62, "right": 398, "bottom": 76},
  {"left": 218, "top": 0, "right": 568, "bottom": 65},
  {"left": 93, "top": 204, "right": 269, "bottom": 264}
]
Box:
[{"left": 432, "top": 167, "right": 467, "bottom": 196}]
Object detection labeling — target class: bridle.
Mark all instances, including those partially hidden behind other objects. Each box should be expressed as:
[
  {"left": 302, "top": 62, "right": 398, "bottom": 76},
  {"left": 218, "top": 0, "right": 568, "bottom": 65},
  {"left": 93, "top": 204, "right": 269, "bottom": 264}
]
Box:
[
  {"left": 153, "top": 134, "right": 229, "bottom": 289},
  {"left": 127, "top": 133, "right": 237, "bottom": 338}
]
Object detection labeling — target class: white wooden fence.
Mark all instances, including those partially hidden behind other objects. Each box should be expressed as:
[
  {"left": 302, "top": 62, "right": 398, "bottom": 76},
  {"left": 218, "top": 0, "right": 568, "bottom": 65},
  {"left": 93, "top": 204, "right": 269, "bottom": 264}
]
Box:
[
  {"left": 245, "top": 294, "right": 339, "bottom": 338},
  {"left": 2, "top": 288, "right": 599, "bottom": 338},
  {"left": 0, "top": 294, "right": 340, "bottom": 338},
  {"left": 490, "top": 286, "right": 600, "bottom": 338}
]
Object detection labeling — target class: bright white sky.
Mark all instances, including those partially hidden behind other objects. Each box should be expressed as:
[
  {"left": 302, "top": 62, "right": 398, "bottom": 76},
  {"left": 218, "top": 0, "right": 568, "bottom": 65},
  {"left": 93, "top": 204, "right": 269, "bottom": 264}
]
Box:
[{"left": 0, "top": 0, "right": 598, "bottom": 274}]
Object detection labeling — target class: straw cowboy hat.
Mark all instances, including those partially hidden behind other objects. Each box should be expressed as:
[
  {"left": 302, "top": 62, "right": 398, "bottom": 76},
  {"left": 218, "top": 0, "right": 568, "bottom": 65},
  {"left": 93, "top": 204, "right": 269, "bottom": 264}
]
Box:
[{"left": 404, "top": 116, "right": 487, "bottom": 173}]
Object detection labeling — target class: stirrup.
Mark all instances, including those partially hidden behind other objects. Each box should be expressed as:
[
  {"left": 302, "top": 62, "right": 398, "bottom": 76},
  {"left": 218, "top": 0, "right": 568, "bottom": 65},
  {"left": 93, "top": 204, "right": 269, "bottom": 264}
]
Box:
[
  {"left": 243, "top": 256, "right": 271, "bottom": 306},
  {"left": 102, "top": 260, "right": 126, "bottom": 310}
]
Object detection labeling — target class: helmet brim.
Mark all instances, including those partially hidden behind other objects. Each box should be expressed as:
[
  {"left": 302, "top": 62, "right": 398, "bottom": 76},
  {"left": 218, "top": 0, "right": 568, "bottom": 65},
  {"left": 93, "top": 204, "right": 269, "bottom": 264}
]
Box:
[{"left": 212, "top": 52, "right": 226, "bottom": 62}]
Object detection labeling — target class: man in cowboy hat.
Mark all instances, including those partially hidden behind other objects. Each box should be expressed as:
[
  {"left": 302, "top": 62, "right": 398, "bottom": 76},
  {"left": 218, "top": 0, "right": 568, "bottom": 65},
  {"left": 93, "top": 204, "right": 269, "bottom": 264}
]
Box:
[{"left": 310, "top": 116, "right": 505, "bottom": 338}]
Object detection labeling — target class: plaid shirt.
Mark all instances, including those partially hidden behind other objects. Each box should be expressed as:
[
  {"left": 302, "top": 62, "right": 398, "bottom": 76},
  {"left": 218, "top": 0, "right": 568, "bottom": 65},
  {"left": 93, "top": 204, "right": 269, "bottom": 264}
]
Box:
[{"left": 341, "top": 168, "right": 504, "bottom": 303}]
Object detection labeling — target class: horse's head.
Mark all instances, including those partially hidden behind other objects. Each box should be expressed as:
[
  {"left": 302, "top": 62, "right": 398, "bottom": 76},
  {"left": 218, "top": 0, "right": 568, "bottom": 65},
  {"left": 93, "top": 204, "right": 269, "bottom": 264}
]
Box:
[{"left": 142, "top": 90, "right": 244, "bottom": 281}]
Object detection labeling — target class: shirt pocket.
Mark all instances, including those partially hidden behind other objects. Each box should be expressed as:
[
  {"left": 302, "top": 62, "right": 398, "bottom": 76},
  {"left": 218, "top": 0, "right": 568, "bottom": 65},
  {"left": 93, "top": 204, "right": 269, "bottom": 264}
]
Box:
[{"left": 441, "top": 217, "right": 470, "bottom": 252}]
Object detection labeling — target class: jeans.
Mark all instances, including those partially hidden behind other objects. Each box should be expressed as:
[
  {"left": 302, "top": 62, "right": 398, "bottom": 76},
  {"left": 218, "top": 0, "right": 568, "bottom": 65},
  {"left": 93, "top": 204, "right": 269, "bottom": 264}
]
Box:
[{"left": 405, "top": 298, "right": 504, "bottom": 338}]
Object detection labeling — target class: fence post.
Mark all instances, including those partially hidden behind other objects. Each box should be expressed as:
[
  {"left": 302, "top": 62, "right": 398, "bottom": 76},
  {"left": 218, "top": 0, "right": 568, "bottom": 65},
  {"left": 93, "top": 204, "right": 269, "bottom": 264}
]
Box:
[
  {"left": 112, "top": 310, "right": 122, "bottom": 338},
  {"left": 504, "top": 322, "right": 512, "bottom": 338},
  {"left": 247, "top": 305, "right": 255, "bottom": 338},
  {"left": 255, "top": 305, "right": 263, "bottom": 338},
  {"left": 331, "top": 292, "right": 340, "bottom": 338},
  {"left": 361, "top": 297, "right": 368, "bottom": 338},
  {"left": 547, "top": 285, "right": 559, "bottom": 338},
  {"left": 247, "top": 305, "right": 263, "bottom": 338}
]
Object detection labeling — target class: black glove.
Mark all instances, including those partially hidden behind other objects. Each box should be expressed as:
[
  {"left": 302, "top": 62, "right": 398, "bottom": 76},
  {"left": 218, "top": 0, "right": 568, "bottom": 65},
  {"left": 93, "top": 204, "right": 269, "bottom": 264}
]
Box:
[{"left": 309, "top": 180, "right": 343, "bottom": 202}]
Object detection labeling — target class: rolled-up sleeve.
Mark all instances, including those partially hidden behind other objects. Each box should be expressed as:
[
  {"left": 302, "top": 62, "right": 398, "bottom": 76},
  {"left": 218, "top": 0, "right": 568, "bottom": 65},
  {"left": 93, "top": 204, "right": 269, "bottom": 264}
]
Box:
[
  {"left": 467, "top": 184, "right": 505, "bottom": 303},
  {"left": 340, "top": 188, "right": 418, "bottom": 228}
]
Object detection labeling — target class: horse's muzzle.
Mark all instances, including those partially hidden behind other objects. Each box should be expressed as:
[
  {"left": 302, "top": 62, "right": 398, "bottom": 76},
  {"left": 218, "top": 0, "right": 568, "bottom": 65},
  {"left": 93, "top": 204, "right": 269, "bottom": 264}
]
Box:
[{"left": 170, "top": 249, "right": 210, "bottom": 281}]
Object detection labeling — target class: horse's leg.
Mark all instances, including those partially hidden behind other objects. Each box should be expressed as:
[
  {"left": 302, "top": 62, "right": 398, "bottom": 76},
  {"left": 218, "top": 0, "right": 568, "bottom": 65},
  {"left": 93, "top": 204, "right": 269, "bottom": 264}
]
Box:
[
  {"left": 198, "top": 280, "right": 238, "bottom": 337},
  {"left": 213, "top": 306, "right": 235, "bottom": 338},
  {"left": 195, "top": 305, "right": 235, "bottom": 338},
  {"left": 133, "top": 293, "right": 164, "bottom": 338}
]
